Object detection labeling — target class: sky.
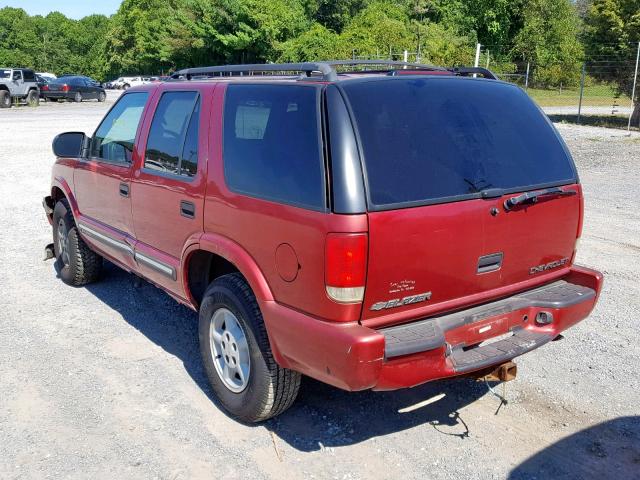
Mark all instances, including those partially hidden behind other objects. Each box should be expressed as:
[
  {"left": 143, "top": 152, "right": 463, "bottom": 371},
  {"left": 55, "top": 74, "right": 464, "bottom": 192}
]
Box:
[{"left": 0, "top": 0, "right": 122, "bottom": 19}]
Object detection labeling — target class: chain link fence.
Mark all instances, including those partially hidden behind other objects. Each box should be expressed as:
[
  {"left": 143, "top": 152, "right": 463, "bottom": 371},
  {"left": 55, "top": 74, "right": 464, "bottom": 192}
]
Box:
[{"left": 480, "top": 43, "right": 640, "bottom": 131}]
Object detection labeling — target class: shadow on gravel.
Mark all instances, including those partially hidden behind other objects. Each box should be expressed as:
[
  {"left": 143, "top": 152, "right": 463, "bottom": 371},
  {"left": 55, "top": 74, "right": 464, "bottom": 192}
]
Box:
[
  {"left": 85, "top": 263, "right": 493, "bottom": 452},
  {"left": 547, "top": 113, "right": 638, "bottom": 131},
  {"left": 509, "top": 416, "right": 640, "bottom": 480}
]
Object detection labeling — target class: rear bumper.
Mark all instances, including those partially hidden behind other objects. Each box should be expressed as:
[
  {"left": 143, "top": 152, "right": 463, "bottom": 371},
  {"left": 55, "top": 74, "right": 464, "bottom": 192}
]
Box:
[{"left": 262, "top": 265, "right": 603, "bottom": 391}]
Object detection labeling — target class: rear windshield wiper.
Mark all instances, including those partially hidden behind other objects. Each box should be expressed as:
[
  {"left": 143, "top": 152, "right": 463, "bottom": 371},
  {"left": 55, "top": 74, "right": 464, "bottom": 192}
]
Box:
[{"left": 504, "top": 187, "right": 576, "bottom": 211}]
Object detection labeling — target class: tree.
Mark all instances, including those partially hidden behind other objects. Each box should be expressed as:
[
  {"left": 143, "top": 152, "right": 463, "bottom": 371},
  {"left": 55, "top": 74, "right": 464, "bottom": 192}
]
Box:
[
  {"left": 103, "top": 0, "right": 182, "bottom": 77},
  {"left": 0, "top": 7, "right": 39, "bottom": 68},
  {"left": 513, "top": 0, "right": 584, "bottom": 87},
  {"left": 583, "top": 0, "right": 640, "bottom": 124},
  {"left": 278, "top": 23, "right": 346, "bottom": 61}
]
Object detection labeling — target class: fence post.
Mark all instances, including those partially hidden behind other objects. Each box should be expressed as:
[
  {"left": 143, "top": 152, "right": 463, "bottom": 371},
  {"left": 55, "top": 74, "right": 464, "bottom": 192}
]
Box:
[
  {"left": 403, "top": 50, "right": 408, "bottom": 68},
  {"left": 577, "top": 63, "right": 586, "bottom": 124},
  {"left": 525, "top": 62, "right": 530, "bottom": 90},
  {"left": 627, "top": 41, "right": 640, "bottom": 132},
  {"left": 486, "top": 50, "right": 490, "bottom": 69},
  {"left": 474, "top": 43, "right": 481, "bottom": 78}
]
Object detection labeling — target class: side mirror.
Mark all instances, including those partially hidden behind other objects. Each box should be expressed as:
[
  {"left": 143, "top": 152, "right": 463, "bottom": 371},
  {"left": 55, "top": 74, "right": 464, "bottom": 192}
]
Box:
[{"left": 52, "top": 132, "right": 88, "bottom": 158}]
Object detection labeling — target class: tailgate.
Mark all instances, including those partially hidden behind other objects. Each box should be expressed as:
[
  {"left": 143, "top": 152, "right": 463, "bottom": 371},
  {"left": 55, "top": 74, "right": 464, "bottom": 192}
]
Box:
[{"left": 362, "top": 185, "right": 580, "bottom": 321}]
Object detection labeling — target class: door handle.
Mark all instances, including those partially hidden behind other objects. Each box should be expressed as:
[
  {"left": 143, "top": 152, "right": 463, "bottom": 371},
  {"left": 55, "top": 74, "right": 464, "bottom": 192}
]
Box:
[
  {"left": 119, "top": 182, "right": 129, "bottom": 197},
  {"left": 180, "top": 200, "right": 195, "bottom": 219}
]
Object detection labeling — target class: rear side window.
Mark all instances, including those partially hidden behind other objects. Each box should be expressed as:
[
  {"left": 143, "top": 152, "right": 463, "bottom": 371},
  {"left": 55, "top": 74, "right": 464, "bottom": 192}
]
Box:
[
  {"left": 342, "top": 78, "right": 577, "bottom": 209},
  {"left": 223, "top": 84, "right": 325, "bottom": 210},
  {"left": 23, "top": 70, "right": 35, "bottom": 81},
  {"left": 90, "top": 92, "right": 148, "bottom": 163},
  {"left": 145, "top": 91, "right": 200, "bottom": 177}
]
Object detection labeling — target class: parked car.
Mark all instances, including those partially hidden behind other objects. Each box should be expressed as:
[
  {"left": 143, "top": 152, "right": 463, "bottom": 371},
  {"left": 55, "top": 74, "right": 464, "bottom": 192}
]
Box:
[
  {"left": 36, "top": 74, "right": 52, "bottom": 98},
  {"left": 0, "top": 67, "right": 40, "bottom": 107},
  {"left": 119, "top": 76, "right": 151, "bottom": 89},
  {"left": 42, "top": 76, "right": 106, "bottom": 102},
  {"left": 37, "top": 72, "right": 57, "bottom": 81},
  {"left": 43, "top": 61, "right": 603, "bottom": 423}
]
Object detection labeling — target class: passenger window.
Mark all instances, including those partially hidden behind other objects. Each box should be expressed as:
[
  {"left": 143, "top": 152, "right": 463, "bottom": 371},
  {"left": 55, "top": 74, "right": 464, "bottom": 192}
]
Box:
[
  {"left": 223, "top": 84, "right": 325, "bottom": 210},
  {"left": 90, "top": 92, "right": 148, "bottom": 163},
  {"left": 144, "top": 91, "right": 200, "bottom": 177}
]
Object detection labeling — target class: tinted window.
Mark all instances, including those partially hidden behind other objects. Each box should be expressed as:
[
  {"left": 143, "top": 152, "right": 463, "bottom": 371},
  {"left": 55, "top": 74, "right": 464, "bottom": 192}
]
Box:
[
  {"left": 223, "top": 84, "right": 324, "bottom": 210},
  {"left": 90, "top": 92, "right": 148, "bottom": 163},
  {"left": 145, "top": 91, "right": 200, "bottom": 177},
  {"left": 23, "top": 70, "right": 35, "bottom": 81},
  {"left": 0, "top": 70, "right": 9, "bottom": 79},
  {"left": 342, "top": 78, "right": 576, "bottom": 208}
]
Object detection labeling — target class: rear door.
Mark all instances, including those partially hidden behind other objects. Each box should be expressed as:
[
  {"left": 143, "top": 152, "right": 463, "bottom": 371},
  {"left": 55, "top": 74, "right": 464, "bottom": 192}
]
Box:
[
  {"left": 130, "top": 86, "right": 209, "bottom": 294},
  {"left": 340, "top": 77, "right": 580, "bottom": 323}
]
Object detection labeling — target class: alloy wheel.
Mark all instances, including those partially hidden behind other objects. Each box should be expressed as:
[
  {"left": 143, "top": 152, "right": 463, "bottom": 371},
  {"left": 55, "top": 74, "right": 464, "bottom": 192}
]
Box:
[{"left": 209, "top": 308, "right": 250, "bottom": 393}]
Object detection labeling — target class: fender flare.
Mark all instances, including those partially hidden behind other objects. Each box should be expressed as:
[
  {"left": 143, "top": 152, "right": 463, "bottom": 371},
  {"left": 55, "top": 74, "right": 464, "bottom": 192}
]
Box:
[
  {"left": 181, "top": 232, "right": 274, "bottom": 307},
  {"left": 52, "top": 176, "right": 79, "bottom": 217}
]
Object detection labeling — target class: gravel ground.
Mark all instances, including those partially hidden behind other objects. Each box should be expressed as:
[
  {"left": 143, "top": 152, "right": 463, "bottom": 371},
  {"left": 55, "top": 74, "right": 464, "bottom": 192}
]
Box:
[{"left": 1, "top": 93, "right": 639, "bottom": 480}]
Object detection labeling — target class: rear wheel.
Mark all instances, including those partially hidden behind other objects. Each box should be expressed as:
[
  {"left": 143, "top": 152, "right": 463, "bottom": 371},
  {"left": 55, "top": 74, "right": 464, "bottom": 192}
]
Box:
[
  {"left": 122, "top": 83, "right": 130, "bottom": 90},
  {"left": 74, "top": 92, "right": 82, "bottom": 103},
  {"left": 0, "top": 90, "right": 10, "bottom": 108},
  {"left": 26, "top": 89, "right": 39, "bottom": 107},
  {"left": 199, "top": 273, "right": 301, "bottom": 422},
  {"left": 52, "top": 200, "right": 102, "bottom": 286}
]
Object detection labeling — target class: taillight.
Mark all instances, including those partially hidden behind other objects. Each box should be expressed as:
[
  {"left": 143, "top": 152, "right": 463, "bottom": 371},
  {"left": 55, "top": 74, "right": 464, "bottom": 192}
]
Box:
[
  {"left": 325, "top": 233, "right": 367, "bottom": 303},
  {"left": 62, "top": 84, "right": 69, "bottom": 92},
  {"left": 42, "top": 85, "right": 49, "bottom": 91}
]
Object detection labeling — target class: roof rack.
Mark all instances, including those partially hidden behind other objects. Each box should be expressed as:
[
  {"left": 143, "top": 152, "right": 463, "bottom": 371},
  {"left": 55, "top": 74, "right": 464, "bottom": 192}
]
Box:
[
  {"left": 448, "top": 66, "right": 498, "bottom": 80},
  {"left": 171, "top": 61, "right": 497, "bottom": 82},
  {"left": 172, "top": 63, "right": 338, "bottom": 81}
]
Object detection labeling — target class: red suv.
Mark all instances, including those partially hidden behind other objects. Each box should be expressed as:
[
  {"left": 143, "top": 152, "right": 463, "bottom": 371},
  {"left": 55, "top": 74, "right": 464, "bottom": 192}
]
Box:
[{"left": 43, "top": 61, "right": 603, "bottom": 422}]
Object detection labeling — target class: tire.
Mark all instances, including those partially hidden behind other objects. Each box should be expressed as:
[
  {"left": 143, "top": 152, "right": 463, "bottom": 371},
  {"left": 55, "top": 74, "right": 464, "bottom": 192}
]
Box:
[
  {"left": 0, "top": 90, "right": 10, "bottom": 108},
  {"left": 52, "top": 199, "right": 102, "bottom": 286},
  {"left": 122, "top": 84, "right": 130, "bottom": 90},
  {"left": 97, "top": 91, "right": 106, "bottom": 102},
  {"left": 199, "top": 273, "right": 301, "bottom": 422},
  {"left": 26, "top": 89, "right": 39, "bottom": 107},
  {"left": 74, "top": 92, "right": 82, "bottom": 103}
]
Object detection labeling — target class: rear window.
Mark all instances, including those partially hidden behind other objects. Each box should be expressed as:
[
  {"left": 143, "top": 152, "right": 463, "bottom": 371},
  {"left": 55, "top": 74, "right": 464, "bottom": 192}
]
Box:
[
  {"left": 342, "top": 78, "right": 576, "bottom": 209},
  {"left": 223, "top": 84, "right": 325, "bottom": 211}
]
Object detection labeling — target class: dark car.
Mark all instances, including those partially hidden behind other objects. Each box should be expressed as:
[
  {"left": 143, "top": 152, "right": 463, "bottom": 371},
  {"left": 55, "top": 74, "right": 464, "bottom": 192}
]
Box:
[
  {"left": 43, "top": 61, "right": 603, "bottom": 423},
  {"left": 42, "top": 76, "right": 106, "bottom": 103},
  {"left": 36, "top": 75, "right": 51, "bottom": 98}
]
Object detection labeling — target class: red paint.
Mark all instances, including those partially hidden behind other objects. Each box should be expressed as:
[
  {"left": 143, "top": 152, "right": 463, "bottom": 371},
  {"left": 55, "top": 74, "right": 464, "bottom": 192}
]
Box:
[{"left": 47, "top": 77, "right": 603, "bottom": 393}]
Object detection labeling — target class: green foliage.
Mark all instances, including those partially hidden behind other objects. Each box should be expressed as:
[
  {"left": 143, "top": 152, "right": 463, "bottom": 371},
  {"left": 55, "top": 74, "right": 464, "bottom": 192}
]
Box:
[
  {"left": 583, "top": 0, "right": 640, "bottom": 94},
  {"left": 0, "top": 0, "right": 631, "bottom": 89},
  {"left": 513, "top": 0, "right": 584, "bottom": 87}
]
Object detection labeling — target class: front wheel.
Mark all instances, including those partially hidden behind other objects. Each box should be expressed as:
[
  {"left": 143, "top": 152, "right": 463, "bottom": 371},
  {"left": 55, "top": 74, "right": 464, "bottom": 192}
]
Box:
[
  {"left": 97, "top": 91, "right": 106, "bottom": 102},
  {"left": 0, "top": 90, "right": 10, "bottom": 108},
  {"left": 52, "top": 200, "right": 102, "bottom": 286},
  {"left": 199, "top": 273, "right": 301, "bottom": 422}
]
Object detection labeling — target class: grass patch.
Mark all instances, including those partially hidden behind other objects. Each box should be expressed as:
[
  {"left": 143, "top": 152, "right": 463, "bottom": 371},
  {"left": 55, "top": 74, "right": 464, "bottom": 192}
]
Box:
[{"left": 526, "top": 85, "right": 631, "bottom": 108}]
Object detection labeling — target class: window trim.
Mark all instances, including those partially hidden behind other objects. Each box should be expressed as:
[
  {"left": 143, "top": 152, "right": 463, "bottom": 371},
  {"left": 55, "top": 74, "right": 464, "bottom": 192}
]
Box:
[
  {"left": 88, "top": 91, "right": 150, "bottom": 165},
  {"left": 143, "top": 90, "right": 201, "bottom": 181},
  {"left": 222, "top": 83, "right": 328, "bottom": 213}
]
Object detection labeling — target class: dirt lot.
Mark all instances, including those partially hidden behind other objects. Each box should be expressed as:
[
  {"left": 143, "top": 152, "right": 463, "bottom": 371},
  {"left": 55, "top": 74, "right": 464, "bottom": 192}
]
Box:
[{"left": 1, "top": 93, "right": 639, "bottom": 480}]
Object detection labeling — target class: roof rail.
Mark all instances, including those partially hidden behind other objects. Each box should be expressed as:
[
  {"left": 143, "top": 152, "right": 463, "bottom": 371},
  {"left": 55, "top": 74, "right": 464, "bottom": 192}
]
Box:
[
  {"left": 172, "top": 63, "right": 338, "bottom": 82},
  {"left": 448, "top": 67, "right": 498, "bottom": 80},
  {"left": 322, "top": 59, "right": 448, "bottom": 72},
  {"left": 170, "top": 61, "right": 498, "bottom": 82}
]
